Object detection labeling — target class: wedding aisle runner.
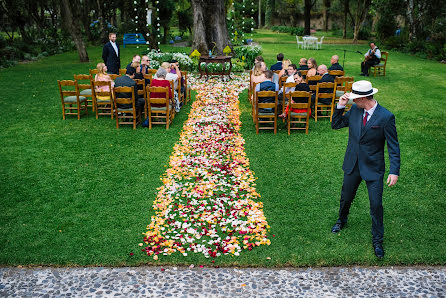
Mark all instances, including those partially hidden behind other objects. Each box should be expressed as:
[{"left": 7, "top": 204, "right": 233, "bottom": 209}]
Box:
[{"left": 142, "top": 75, "right": 270, "bottom": 259}]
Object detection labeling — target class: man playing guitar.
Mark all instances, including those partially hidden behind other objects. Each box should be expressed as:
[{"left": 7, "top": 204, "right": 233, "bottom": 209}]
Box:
[{"left": 361, "top": 42, "right": 381, "bottom": 76}]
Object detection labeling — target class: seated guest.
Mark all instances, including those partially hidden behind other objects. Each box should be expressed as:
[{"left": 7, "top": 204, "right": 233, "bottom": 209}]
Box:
[
  {"left": 126, "top": 54, "right": 141, "bottom": 71},
  {"left": 361, "top": 42, "right": 381, "bottom": 76},
  {"left": 328, "top": 55, "right": 344, "bottom": 71},
  {"left": 255, "top": 70, "right": 279, "bottom": 113},
  {"left": 313, "top": 64, "right": 335, "bottom": 104},
  {"left": 252, "top": 55, "right": 267, "bottom": 70},
  {"left": 279, "top": 64, "right": 298, "bottom": 95},
  {"left": 132, "top": 62, "right": 143, "bottom": 80},
  {"left": 307, "top": 57, "right": 318, "bottom": 77},
  {"left": 297, "top": 58, "right": 309, "bottom": 71},
  {"left": 278, "top": 59, "right": 292, "bottom": 78},
  {"left": 251, "top": 62, "right": 266, "bottom": 84},
  {"left": 155, "top": 62, "right": 181, "bottom": 112},
  {"left": 114, "top": 66, "right": 145, "bottom": 112},
  {"left": 270, "top": 53, "right": 284, "bottom": 71},
  {"left": 140, "top": 55, "right": 151, "bottom": 85},
  {"left": 149, "top": 67, "right": 173, "bottom": 108},
  {"left": 94, "top": 63, "right": 115, "bottom": 97},
  {"left": 170, "top": 59, "right": 186, "bottom": 98},
  {"left": 279, "top": 71, "right": 311, "bottom": 118}
]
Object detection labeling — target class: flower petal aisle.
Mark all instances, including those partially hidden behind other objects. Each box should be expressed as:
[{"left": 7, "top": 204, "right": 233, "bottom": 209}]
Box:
[{"left": 142, "top": 74, "right": 270, "bottom": 259}]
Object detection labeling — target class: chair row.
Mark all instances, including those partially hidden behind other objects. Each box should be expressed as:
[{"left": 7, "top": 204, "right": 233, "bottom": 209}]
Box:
[
  {"left": 248, "top": 76, "right": 355, "bottom": 135},
  {"left": 58, "top": 72, "right": 191, "bottom": 129}
]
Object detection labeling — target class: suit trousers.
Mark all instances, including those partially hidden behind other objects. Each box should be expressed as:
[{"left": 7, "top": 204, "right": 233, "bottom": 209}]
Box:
[
  {"left": 361, "top": 59, "right": 379, "bottom": 75},
  {"left": 337, "top": 162, "right": 384, "bottom": 245}
]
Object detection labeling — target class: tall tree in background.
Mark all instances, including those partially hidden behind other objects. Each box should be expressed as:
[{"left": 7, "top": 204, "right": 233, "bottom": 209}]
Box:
[
  {"left": 347, "top": 0, "right": 371, "bottom": 43},
  {"left": 304, "top": 0, "right": 316, "bottom": 35},
  {"left": 61, "top": 0, "right": 89, "bottom": 62},
  {"left": 342, "top": 0, "right": 350, "bottom": 39},
  {"left": 191, "top": 0, "right": 232, "bottom": 55},
  {"left": 323, "top": 0, "right": 331, "bottom": 31},
  {"left": 265, "top": 0, "right": 275, "bottom": 26}
]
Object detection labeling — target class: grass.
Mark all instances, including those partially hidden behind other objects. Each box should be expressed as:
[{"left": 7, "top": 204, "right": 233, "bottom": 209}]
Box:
[{"left": 1, "top": 30, "right": 445, "bottom": 267}]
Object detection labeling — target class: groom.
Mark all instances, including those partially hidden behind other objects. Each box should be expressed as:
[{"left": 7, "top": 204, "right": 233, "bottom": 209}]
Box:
[{"left": 331, "top": 80, "right": 400, "bottom": 259}]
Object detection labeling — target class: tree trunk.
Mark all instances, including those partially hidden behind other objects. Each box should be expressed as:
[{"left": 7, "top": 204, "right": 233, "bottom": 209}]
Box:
[
  {"left": 61, "top": 0, "right": 89, "bottom": 62},
  {"left": 191, "top": 0, "right": 232, "bottom": 56},
  {"left": 406, "top": 0, "right": 416, "bottom": 40},
  {"left": 323, "top": 0, "right": 331, "bottom": 31},
  {"left": 352, "top": 0, "right": 371, "bottom": 43},
  {"left": 304, "top": 0, "right": 313, "bottom": 35},
  {"left": 265, "top": 0, "right": 274, "bottom": 27},
  {"left": 258, "top": 0, "right": 262, "bottom": 28},
  {"left": 343, "top": 0, "right": 349, "bottom": 39}
]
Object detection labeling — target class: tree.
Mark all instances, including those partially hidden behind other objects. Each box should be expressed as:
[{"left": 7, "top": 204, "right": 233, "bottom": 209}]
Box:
[
  {"left": 342, "top": 0, "right": 349, "bottom": 39},
  {"left": 323, "top": 0, "right": 331, "bottom": 31},
  {"left": 191, "top": 0, "right": 232, "bottom": 55},
  {"left": 265, "top": 0, "right": 275, "bottom": 27},
  {"left": 61, "top": 0, "right": 89, "bottom": 62},
  {"left": 304, "top": 0, "right": 317, "bottom": 35},
  {"left": 347, "top": 0, "right": 372, "bottom": 43}
]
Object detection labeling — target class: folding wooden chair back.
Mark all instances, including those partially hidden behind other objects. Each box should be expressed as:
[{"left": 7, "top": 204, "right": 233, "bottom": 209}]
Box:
[
  {"left": 306, "top": 75, "right": 322, "bottom": 93},
  {"left": 334, "top": 76, "right": 354, "bottom": 99},
  {"left": 58, "top": 80, "right": 88, "bottom": 120},
  {"left": 248, "top": 70, "right": 253, "bottom": 102},
  {"left": 119, "top": 69, "right": 127, "bottom": 76},
  {"left": 255, "top": 91, "right": 278, "bottom": 134},
  {"left": 147, "top": 69, "right": 157, "bottom": 76},
  {"left": 328, "top": 70, "right": 345, "bottom": 77},
  {"left": 281, "top": 82, "right": 297, "bottom": 114},
  {"left": 180, "top": 71, "right": 191, "bottom": 104},
  {"left": 113, "top": 86, "right": 140, "bottom": 129},
  {"left": 92, "top": 80, "right": 113, "bottom": 119},
  {"left": 73, "top": 74, "right": 94, "bottom": 110},
  {"left": 314, "top": 82, "right": 336, "bottom": 122},
  {"left": 89, "top": 69, "right": 98, "bottom": 76},
  {"left": 279, "top": 76, "right": 288, "bottom": 89},
  {"left": 288, "top": 91, "right": 312, "bottom": 135},
  {"left": 146, "top": 86, "right": 174, "bottom": 129},
  {"left": 109, "top": 74, "right": 119, "bottom": 80},
  {"left": 300, "top": 70, "right": 308, "bottom": 80},
  {"left": 251, "top": 81, "right": 260, "bottom": 120},
  {"left": 372, "top": 51, "right": 388, "bottom": 76}
]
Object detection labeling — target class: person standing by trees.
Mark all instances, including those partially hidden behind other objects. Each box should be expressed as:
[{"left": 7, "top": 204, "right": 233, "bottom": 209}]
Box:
[{"left": 102, "top": 33, "right": 120, "bottom": 75}]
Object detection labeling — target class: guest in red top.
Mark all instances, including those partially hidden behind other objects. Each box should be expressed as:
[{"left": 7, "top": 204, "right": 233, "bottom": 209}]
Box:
[{"left": 149, "top": 67, "right": 173, "bottom": 108}]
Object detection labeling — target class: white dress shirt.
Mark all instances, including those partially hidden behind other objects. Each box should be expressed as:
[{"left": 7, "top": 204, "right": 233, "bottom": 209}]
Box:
[{"left": 110, "top": 41, "right": 119, "bottom": 57}]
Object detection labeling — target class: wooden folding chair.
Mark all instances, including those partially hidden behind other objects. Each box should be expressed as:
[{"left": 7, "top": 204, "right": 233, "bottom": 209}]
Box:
[
  {"left": 372, "top": 51, "right": 388, "bottom": 76},
  {"left": 92, "top": 80, "right": 113, "bottom": 119},
  {"left": 255, "top": 91, "right": 278, "bottom": 134},
  {"left": 281, "top": 82, "right": 297, "bottom": 114},
  {"left": 109, "top": 74, "right": 119, "bottom": 80},
  {"left": 119, "top": 69, "right": 127, "bottom": 76},
  {"left": 300, "top": 69, "right": 308, "bottom": 80},
  {"left": 147, "top": 69, "right": 157, "bottom": 76},
  {"left": 328, "top": 70, "right": 345, "bottom": 77},
  {"left": 306, "top": 75, "right": 322, "bottom": 93},
  {"left": 251, "top": 81, "right": 260, "bottom": 121},
  {"left": 58, "top": 80, "right": 88, "bottom": 120},
  {"left": 248, "top": 70, "right": 253, "bottom": 101},
  {"left": 135, "top": 79, "right": 146, "bottom": 118},
  {"left": 113, "top": 86, "right": 141, "bottom": 129},
  {"left": 287, "top": 91, "right": 312, "bottom": 135},
  {"left": 278, "top": 76, "right": 288, "bottom": 89},
  {"left": 146, "top": 86, "right": 174, "bottom": 129},
  {"left": 89, "top": 69, "right": 98, "bottom": 76},
  {"left": 314, "top": 82, "right": 336, "bottom": 122},
  {"left": 73, "top": 74, "right": 94, "bottom": 111},
  {"left": 180, "top": 71, "right": 191, "bottom": 104}
]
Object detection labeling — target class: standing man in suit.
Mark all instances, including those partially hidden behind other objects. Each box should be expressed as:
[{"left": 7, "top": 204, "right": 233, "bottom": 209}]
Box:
[
  {"left": 331, "top": 80, "right": 400, "bottom": 259},
  {"left": 102, "top": 33, "right": 120, "bottom": 75}
]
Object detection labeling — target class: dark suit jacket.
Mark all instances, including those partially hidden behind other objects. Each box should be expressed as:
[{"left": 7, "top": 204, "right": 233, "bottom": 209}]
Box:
[
  {"left": 297, "top": 65, "right": 309, "bottom": 71},
  {"left": 114, "top": 75, "right": 137, "bottom": 108},
  {"left": 328, "top": 63, "right": 344, "bottom": 71},
  {"left": 102, "top": 41, "right": 121, "bottom": 74},
  {"left": 318, "top": 73, "right": 335, "bottom": 93},
  {"left": 332, "top": 104, "right": 400, "bottom": 181},
  {"left": 270, "top": 61, "right": 283, "bottom": 71}
]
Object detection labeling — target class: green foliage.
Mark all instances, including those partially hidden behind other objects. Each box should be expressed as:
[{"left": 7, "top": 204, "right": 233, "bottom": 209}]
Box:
[
  {"left": 233, "top": 45, "right": 262, "bottom": 69},
  {"left": 271, "top": 26, "right": 305, "bottom": 36}
]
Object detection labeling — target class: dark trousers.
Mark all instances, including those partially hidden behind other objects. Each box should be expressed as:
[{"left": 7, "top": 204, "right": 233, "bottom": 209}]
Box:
[
  {"left": 361, "top": 59, "right": 379, "bottom": 75},
  {"left": 337, "top": 162, "right": 384, "bottom": 245}
]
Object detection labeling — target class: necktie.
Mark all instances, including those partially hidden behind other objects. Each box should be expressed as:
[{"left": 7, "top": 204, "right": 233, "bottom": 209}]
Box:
[{"left": 363, "top": 111, "right": 369, "bottom": 126}]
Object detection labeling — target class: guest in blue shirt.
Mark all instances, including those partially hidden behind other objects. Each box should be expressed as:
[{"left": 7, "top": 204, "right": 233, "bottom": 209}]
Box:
[{"left": 270, "top": 53, "right": 284, "bottom": 71}]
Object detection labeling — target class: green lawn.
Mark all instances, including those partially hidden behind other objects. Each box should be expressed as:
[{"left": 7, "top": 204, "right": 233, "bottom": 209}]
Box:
[{"left": 1, "top": 31, "right": 445, "bottom": 267}]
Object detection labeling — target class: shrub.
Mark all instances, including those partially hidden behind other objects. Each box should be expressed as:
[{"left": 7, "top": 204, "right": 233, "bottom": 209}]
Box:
[
  {"left": 233, "top": 45, "right": 262, "bottom": 69},
  {"left": 142, "top": 50, "right": 195, "bottom": 71}
]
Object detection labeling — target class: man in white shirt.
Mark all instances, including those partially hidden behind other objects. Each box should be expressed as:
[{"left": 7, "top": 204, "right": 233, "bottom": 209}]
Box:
[
  {"left": 102, "top": 33, "right": 120, "bottom": 74},
  {"left": 361, "top": 42, "right": 381, "bottom": 77}
]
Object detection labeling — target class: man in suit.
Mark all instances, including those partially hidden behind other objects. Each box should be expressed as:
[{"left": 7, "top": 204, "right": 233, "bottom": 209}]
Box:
[
  {"left": 331, "top": 80, "right": 400, "bottom": 259},
  {"left": 270, "top": 53, "right": 284, "bottom": 71},
  {"left": 297, "top": 58, "right": 309, "bottom": 71},
  {"left": 328, "top": 55, "right": 344, "bottom": 71},
  {"left": 255, "top": 70, "right": 279, "bottom": 113},
  {"left": 312, "top": 65, "right": 334, "bottom": 104},
  {"left": 102, "top": 33, "right": 120, "bottom": 74}
]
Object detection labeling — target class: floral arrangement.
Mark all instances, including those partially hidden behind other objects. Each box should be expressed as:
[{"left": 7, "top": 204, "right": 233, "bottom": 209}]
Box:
[
  {"left": 233, "top": 45, "right": 262, "bottom": 70},
  {"left": 142, "top": 74, "right": 270, "bottom": 259},
  {"left": 143, "top": 49, "right": 195, "bottom": 71}
]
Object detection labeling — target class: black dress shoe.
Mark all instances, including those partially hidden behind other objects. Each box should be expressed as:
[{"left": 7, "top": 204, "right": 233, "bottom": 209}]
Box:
[
  {"left": 374, "top": 244, "right": 385, "bottom": 259},
  {"left": 360, "top": 73, "right": 366, "bottom": 76},
  {"left": 331, "top": 222, "right": 344, "bottom": 233}
]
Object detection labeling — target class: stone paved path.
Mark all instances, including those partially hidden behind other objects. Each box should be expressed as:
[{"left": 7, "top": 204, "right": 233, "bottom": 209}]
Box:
[{"left": 1, "top": 266, "right": 445, "bottom": 297}]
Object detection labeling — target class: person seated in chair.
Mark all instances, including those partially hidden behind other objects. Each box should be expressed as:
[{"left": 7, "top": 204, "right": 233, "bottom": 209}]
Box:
[
  {"left": 149, "top": 67, "right": 174, "bottom": 109},
  {"left": 306, "top": 57, "right": 318, "bottom": 78},
  {"left": 94, "top": 63, "right": 115, "bottom": 97},
  {"left": 328, "top": 55, "right": 344, "bottom": 71},
  {"left": 312, "top": 64, "right": 335, "bottom": 104},
  {"left": 279, "top": 71, "right": 311, "bottom": 118},
  {"left": 126, "top": 54, "right": 141, "bottom": 71},
  {"left": 114, "top": 66, "right": 145, "bottom": 112},
  {"left": 255, "top": 70, "right": 279, "bottom": 113},
  {"left": 270, "top": 53, "right": 284, "bottom": 71},
  {"left": 297, "top": 58, "right": 309, "bottom": 71},
  {"left": 252, "top": 56, "right": 267, "bottom": 70},
  {"left": 361, "top": 42, "right": 381, "bottom": 76}
]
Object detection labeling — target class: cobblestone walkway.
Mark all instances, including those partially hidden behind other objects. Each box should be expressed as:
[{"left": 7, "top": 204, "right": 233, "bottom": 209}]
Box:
[{"left": 1, "top": 266, "right": 445, "bottom": 297}]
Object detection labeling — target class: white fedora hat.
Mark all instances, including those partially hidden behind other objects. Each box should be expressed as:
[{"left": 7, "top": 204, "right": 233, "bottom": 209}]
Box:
[{"left": 349, "top": 80, "right": 378, "bottom": 100}]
